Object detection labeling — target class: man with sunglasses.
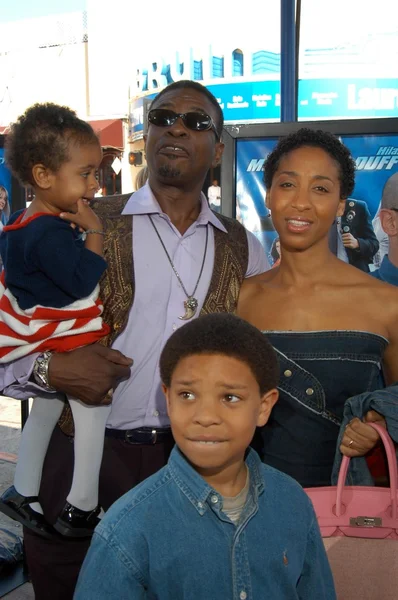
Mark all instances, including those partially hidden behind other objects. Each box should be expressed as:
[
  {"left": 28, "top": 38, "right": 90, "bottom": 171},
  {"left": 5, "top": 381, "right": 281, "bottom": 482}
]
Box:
[
  {"left": 0, "top": 80, "right": 269, "bottom": 599},
  {"left": 372, "top": 172, "right": 398, "bottom": 285}
]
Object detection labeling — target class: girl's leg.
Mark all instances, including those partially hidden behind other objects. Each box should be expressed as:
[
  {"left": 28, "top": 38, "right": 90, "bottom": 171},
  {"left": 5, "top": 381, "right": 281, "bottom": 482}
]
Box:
[
  {"left": 66, "top": 398, "right": 111, "bottom": 511},
  {"left": 14, "top": 394, "right": 65, "bottom": 513}
]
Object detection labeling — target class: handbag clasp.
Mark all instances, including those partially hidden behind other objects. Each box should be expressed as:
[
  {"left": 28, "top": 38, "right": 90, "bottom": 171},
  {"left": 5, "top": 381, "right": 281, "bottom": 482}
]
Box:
[{"left": 349, "top": 516, "right": 382, "bottom": 527}]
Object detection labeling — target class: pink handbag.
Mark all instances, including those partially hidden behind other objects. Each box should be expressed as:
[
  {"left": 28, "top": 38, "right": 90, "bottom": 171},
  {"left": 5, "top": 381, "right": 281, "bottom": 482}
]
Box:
[
  {"left": 305, "top": 422, "right": 398, "bottom": 539},
  {"left": 306, "top": 423, "right": 398, "bottom": 600}
]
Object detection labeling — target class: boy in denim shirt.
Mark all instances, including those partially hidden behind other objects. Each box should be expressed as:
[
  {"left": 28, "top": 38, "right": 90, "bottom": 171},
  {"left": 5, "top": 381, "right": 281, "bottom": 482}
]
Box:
[{"left": 75, "top": 314, "right": 335, "bottom": 599}]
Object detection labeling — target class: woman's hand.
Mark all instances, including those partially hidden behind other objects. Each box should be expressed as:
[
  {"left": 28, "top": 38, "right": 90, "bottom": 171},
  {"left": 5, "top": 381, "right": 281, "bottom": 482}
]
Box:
[{"left": 340, "top": 410, "right": 386, "bottom": 457}]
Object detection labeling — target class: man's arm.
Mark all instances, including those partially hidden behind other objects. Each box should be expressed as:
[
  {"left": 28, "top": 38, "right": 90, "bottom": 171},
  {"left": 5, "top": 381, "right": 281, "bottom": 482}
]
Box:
[
  {"left": 48, "top": 345, "right": 133, "bottom": 405},
  {"left": 1, "top": 345, "right": 133, "bottom": 406},
  {"left": 381, "top": 299, "right": 398, "bottom": 386},
  {"left": 0, "top": 354, "right": 41, "bottom": 400},
  {"left": 74, "top": 531, "right": 147, "bottom": 600},
  {"left": 245, "top": 230, "right": 270, "bottom": 276}
]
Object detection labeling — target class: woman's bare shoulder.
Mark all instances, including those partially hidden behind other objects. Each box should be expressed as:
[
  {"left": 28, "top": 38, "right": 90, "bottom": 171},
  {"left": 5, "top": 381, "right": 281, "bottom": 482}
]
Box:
[
  {"left": 238, "top": 269, "right": 276, "bottom": 310},
  {"left": 241, "top": 269, "right": 275, "bottom": 292},
  {"left": 369, "top": 274, "right": 398, "bottom": 310}
]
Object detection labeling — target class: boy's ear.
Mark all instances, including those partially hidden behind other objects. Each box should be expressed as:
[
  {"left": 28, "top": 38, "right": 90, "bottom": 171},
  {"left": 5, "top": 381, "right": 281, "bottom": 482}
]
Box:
[
  {"left": 162, "top": 383, "right": 171, "bottom": 415},
  {"left": 32, "top": 164, "right": 53, "bottom": 190},
  {"left": 265, "top": 190, "right": 271, "bottom": 210},
  {"left": 257, "top": 388, "right": 279, "bottom": 427}
]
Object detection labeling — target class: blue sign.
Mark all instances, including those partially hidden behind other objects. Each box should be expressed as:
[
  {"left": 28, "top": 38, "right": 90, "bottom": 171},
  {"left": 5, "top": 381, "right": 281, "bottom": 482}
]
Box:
[
  {"left": 299, "top": 78, "right": 398, "bottom": 120},
  {"left": 129, "top": 81, "right": 280, "bottom": 141},
  {"left": 207, "top": 80, "right": 280, "bottom": 123},
  {"left": 130, "top": 77, "right": 398, "bottom": 140}
]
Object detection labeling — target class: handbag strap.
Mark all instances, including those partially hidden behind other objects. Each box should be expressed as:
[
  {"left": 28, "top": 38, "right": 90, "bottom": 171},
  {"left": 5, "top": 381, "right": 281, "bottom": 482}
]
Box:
[{"left": 336, "top": 422, "right": 397, "bottom": 518}]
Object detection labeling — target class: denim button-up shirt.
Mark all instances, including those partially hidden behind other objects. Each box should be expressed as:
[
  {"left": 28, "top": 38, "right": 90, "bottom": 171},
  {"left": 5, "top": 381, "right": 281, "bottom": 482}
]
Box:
[{"left": 75, "top": 448, "right": 335, "bottom": 600}]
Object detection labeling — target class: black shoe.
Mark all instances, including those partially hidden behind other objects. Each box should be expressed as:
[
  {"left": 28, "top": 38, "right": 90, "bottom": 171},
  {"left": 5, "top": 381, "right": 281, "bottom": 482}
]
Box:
[
  {"left": 0, "top": 486, "right": 58, "bottom": 539},
  {"left": 54, "top": 502, "right": 101, "bottom": 538}
]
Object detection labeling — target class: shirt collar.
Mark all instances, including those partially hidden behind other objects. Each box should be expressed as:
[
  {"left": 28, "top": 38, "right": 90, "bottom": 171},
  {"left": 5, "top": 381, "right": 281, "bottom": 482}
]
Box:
[
  {"left": 168, "top": 446, "right": 264, "bottom": 516},
  {"left": 121, "top": 182, "right": 227, "bottom": 233},
  {"left": 379, "top": 255, "right": 398, "bottom": 285}
]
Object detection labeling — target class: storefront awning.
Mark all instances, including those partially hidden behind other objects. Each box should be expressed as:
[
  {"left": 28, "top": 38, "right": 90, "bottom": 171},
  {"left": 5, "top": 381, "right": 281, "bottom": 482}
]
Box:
[{"left": 87, "top": 119, "right": 123, "bottom": 149}]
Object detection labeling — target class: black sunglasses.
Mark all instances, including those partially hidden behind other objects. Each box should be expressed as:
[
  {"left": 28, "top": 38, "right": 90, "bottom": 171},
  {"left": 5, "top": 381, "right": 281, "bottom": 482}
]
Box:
[{"left": 148, "top": 108, "right": 220, "bottom": 140}]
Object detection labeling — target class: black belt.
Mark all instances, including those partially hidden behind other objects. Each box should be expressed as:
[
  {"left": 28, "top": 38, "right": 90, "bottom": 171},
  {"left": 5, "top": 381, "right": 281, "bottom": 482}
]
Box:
[{"left": 105, "top": 426, "right": 173, "bottom": 445}]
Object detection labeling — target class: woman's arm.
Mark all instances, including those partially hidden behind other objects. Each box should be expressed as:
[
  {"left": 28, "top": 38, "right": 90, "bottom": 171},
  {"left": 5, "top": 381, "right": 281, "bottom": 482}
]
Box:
[{"left": 340, "top": 289, "right": 398, "bottom": 457}]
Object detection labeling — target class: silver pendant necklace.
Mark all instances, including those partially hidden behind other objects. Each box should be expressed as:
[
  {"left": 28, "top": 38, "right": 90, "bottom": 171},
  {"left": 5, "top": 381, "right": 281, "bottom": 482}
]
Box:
[{"left": 148, "top": 215, "right": 208, "bottom": 320}]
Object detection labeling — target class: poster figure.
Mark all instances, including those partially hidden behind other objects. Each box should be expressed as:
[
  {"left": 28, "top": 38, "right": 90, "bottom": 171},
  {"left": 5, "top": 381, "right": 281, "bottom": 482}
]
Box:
[
  {"left": 207, "top": 179, "right": 221, "bottom": 212},
  {"left": 270, "top": 236, "right": 280, "bottom": 268},
  {"left": 372, "top": 208, "right": 390, "bottom": 270},
  {"left": 328, "top": 198, "right": 379, "bottom": 272},
  {"left": 0, "top": 146, "right": 12, "bottom": 272},
  {"left": 0, "top": 185, "right": 10, "bottom": 231},
  {"left": 236, "top": 134, "right": 398, "bottom": 263},
  {"left": 0, "top": 143, "right": 12, "bottom": 226}
]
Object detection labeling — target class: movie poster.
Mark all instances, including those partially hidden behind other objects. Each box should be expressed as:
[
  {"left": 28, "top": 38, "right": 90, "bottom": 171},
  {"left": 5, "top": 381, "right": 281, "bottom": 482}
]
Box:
[
  {"left": 236, "top": 135, "right": 398, "bottom": 268},
  {"left": 0, "top": 145, "right": 11, "bottom": 227}
]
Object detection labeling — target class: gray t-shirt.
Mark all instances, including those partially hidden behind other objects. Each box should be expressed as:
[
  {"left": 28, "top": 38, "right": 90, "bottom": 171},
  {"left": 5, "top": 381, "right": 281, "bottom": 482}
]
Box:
[{"left": 221, "top": 471, "right": 250, "bottom": 524}]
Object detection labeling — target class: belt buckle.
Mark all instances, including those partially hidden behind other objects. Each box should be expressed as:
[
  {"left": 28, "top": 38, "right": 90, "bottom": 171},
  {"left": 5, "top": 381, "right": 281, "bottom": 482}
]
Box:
[
  {"left": 125, "top": 430, "right": 134, "bottom": 443},
  {"left": 151, "top": 429, "right": 157, "bottom": 444}
]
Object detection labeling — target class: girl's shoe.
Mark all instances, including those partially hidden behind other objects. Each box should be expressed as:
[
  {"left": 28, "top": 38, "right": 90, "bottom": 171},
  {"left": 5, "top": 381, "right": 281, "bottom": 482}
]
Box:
[
  {"left": 54, "top": 502, "right": 101, "bottom": 538},
  {"left": 0, "top": 486, "right": 58, "bottom": 539}
]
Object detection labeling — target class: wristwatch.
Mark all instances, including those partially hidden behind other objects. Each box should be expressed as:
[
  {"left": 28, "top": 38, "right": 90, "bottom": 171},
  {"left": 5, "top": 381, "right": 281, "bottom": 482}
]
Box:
[{"left": 32, "top": 351, "right": 55, "bottom": 391}]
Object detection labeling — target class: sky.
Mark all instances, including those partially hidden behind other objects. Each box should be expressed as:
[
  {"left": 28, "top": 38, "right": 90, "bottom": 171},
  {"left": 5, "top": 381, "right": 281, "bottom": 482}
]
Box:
[{"left": 0, "top": 0, "right": 86, "bottom": 23}]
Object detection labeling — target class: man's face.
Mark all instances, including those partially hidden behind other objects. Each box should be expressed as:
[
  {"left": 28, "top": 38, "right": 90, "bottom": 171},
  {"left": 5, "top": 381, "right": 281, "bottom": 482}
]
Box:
[
  {"left": 163, "top": 353, "right": 278, "bottom": 480},
  {"left": 144, "top": 88, "right": 224, "bottom": 188}
]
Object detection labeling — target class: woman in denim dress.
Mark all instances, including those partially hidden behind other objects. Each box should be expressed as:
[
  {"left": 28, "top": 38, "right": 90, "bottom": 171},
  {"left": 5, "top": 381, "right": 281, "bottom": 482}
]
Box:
[{"left": 238, "top": 128, "right": 398, "bottom": 488}]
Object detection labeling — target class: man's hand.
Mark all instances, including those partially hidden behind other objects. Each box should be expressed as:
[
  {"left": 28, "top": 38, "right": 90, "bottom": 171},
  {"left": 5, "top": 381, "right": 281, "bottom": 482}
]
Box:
[
  {"left": 48, "top": 344, "right": 133, "bottom": 405},
  {"left": 340, "top": 410, "right": 386, "bottom": 457},
  {"left": 341, "top": 232, "right": 359, "bottom": 249}
]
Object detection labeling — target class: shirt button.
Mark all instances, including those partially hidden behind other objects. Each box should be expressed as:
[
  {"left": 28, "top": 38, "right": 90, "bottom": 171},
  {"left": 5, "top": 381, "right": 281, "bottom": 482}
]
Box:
[
  {"left": 306, "top": 388, "right": 314, "bottom": 396},
  {"left": 153, "top": 410, "right": 159, "bottom": 417},
  {"left": 284, "top": 369, "right": 292, "bottom": 377},
  {"left": 197, "top": 501, "right": 204, "bottom": 509},
  {"left": 240, "top": 592, "right": 247, "bottom": 600},
  {"left": 211, "top": 495, "right": 219, "bottom": 504}
]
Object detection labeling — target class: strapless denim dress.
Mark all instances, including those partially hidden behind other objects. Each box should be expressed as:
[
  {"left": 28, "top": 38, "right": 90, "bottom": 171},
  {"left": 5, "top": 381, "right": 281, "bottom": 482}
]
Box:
[{"left": 261, "top": 330, "right": 387, "bottom": 487}]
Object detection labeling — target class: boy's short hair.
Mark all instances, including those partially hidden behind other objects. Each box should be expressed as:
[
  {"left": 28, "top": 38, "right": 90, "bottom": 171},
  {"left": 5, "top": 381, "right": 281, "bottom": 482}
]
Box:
[
  {"left": 263, "top": 128, "right": 356, "bottom": 200},
  {"left": 160, "top": 313, "right": 279, "bottom": 395},
  {"left": 5, "top": 102, "right": 99, "bottom": 186}
]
